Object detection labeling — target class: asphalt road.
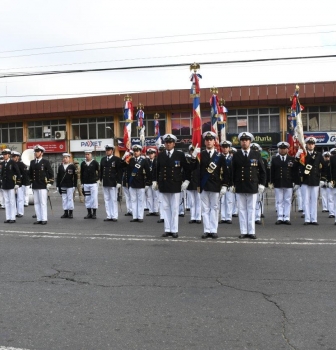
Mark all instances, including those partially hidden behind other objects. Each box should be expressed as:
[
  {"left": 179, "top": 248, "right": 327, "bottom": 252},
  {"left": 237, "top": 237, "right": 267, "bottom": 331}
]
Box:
[{"left": 0, "top": 189, "right": 335, "bottom": 350}]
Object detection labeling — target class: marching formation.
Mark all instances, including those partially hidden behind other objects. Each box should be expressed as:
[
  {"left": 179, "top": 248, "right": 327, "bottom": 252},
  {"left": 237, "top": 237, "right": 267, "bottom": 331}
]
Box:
[{"left": 0, "top": 133, "right": 336, "bottom": 238}]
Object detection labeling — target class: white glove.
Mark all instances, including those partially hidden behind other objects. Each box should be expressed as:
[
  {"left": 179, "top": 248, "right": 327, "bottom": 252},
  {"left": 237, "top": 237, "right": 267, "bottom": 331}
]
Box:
[
  {"left": 293, "top": 184, "right": 300, "bottom": 191},
  {"left": 145, "top": 185, "right": 149, "bottom": 193},
  {"left": 268, "top": 183, "right": 274, "bottom": 190},
  {"left": 220, "top": 186, "right": 227, "bottom": 196},
  {"left": 152, "top": 181, "right": 158, "bottom": 191},
  {"left": 46, "top": 184, "right": 52, "bottom": 190},
  {"left": 191, "top": 144, "right": 200, "bottom": 158},
  {"left": 116, "top": 183, "right": 121, "bottom": 189},
  {"left": 295, "top": 149, "right": 304, "bottom": 158},
  {"left": 14, "top": 185, "right": 19, "bottom": 190},
  {"left": 122, "top": 151, "right": 130, "bottom": 160},
  {"left": 181, "top": 180, "right": 190, "bottom": 191},
  {"left": 258, "top": 184, "right": 265, "bottom": 194},
  {"left": 328, "top": 182, "right": 334, "bottom": 189},
  {"left": 97, "top": 180, "right": 102, "bottom": 186},
  {"left": 320, "top": 181, "right": 326, "bottom": 188}
]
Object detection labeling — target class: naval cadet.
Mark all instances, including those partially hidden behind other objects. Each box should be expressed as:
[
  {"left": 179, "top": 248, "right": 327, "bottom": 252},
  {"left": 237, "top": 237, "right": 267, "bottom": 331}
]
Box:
[
  {"left": 0, "top": 149, "right": 21, "bottom": 223},
  {"left": 145, "top": 148, "right": 159, "bottom": 216},
  {"left": 295, "top": 137, "right": 324, "bottom": 225},
  {"left": 199, "top": 131, "right": 230, "bottom": 239},
  {"left": 29, "top": 145, "right": 54, "bottom": 225},
  {"left": 270, "top": 141, "right": 296, "bottom": 225},
  {"left": 57, "top": 153, "right": 77, "bottom": 219},
  {"left": 152, "top": 134, "right": 196, "bottom": 238},
  {"left": 100, "top": 144, "right": 122, "bottom": 222},
  {"left": 81, "top": 150, "right": 100, "bottom": 219},
  {"left": 231, "top": 132, "right": 266, "bottom": 239},
  {"left": 11, "top": 151, "right": 26, "bottom": 218},
  {"left": 122, "top": 145, "right": 151, "bottom": 222},
  {"left": 320, "top": 151, "right": 334, "bottom": 217}
]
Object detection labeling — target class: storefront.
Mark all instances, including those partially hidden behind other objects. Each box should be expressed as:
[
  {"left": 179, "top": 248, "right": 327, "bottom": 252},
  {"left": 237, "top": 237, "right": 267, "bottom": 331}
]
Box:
[{"left": 70, "top": 139, "right": 114, "bottom": 163}]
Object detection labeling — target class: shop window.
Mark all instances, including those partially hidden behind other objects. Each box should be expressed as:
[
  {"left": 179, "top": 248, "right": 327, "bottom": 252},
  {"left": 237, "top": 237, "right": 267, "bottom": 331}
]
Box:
[
  {"left": 172, "top": 112, "right": 191, "bottom": 136},
  {"left": 27, "top": 119, "right": 66, "bottom": 140},
  {"left": 119, "top": 113, "right": 166, "bottom": 137},
  {"left": 72, "top": 117, "right": 114, "bottom": 140},
  {"left": 0, "top": 122, "right": 23, "bottom": 143}
]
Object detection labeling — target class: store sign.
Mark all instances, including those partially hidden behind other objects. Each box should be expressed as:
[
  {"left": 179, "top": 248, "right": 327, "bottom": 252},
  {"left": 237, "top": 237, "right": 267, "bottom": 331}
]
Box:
[
  {"left": 26, "top": 140, "right": 67, "bottom": 153},
  {"left": 117, "top": 137, "right": 158, "bottom": 150},
  {"left": 287, "top": 132, "right": 336, "bottom": 145},
  {"left": 70, "top": 139, "right": 113, "bottom": 152},
  {"left": 0, "top": 143, "right": 23, "bottom": 153},
  {"left": 227, "top": 133, "right": 281, "bottom": 147}
]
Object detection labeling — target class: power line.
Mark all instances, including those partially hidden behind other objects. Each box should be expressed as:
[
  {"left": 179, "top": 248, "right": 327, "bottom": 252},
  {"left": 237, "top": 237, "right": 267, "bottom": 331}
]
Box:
[
  {"left": 1, "top": 30, "right": 336, "bottom": 59},
  {"left": 1, "top": 55, "right": 336, "bottom": 79},
  {"left": 1, "top": 43, "right": 336, "bottom": 72},
  {"left": 1, "top": 23, "right": 335, "bottom": 54}
]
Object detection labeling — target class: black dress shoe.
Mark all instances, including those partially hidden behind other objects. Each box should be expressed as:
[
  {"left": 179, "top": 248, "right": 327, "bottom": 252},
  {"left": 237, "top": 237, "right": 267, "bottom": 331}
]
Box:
[
  {"left": 298, "top": 210, "right": 304, "bottom": 213},
  {"left": 112, "top": 219, "right": 117, "bottom": 222},
  {"left": 322, "top": 210, "right": 329, "bottom": 213},
  {"left": 301, "top": 214, "right": 305, "bottom": 218},
  {"left": 239, "top": 234, "right": 248, "bottom": 239},
  {"left": 84, "top": 214, "right": 92, "bottom": 219},
  {"left": 249, "top": 235, "right": 257, "bottom": 239},
  {"left": 41, "top": 221, "right": 47, "bottom": 225},
  {"left": 303, "top": 222, "right": 310, "bottom": 225},
  {"left": 211, "top": 233, "right": 218, "bottom": 239},
  {"left": 104, "top": 218, "right": 113, "bottom": 221},
  {"left": 261, "top": 214, "right": 265, "bottom": 218},
  {"left": 284, "top": 220, "right": 291, "bottom": 225},
  {"left": 4, "top": 220, "right": 11, "bottom": 223},
  {"left": 146, "top": 213, "right": 153, "bottom": 216},
  {"left": 179, "top": 214, "right": 185, "bottom": 217},
  {"left": 255, "top": 220, "right": 262, "bottom": 225},
  {"left": 34, "top": 221, "right": 42, "bottom": 225},
  {"left": 201, "top": 232, "right": 210, "bottom": 239},
  {"left": 196, "top": 220, "right": 201, "bottom": 224},
  {"left": 329, "top": 215, "right": 335, "bottom": 218},
  {"left": 311, "top": 222, "right": 319, "bottom": 225},
  {"left": 16, "top": 214, "right": 23, "bottom": 218},
  {"left": 125, "top": 212, "right": 132, "bottom": 216},
  {"left": 32, "top": 214, "right": 37, "bottom": 218},
  {"left": 226, "top": 220, "right": 232, "bottom": 224},
  {"left": 172, "top": 232, "right": 178, "bottom": 238},
  {"left": 232, "top": 214, "right": 238, "bottom": 217},
  {"left": 189, "top": 220, "right": 196, "bottom": 224},
  {"left": 9, "top": 220, "right": 16, "bottom": 223},
  {"left": 219, "top": 220, "right": 226, "bottom": 224},
  {"left": 275, "top": 220, "right": 283, "bottom": 225},
  {"left": 138, "top": 219, "right": 143, "bottom": 223},
  {"left": 130, "top": 219, "right": 138, "bottom": 222},
  {"left": 144, "top": 208, "right": 149, "bottom": 211},
  {"left": 162, "top": 232, "right": 170, "bottom": 237},
  {"left": 157, "top": 219, "right": 164, "bottom": 223}
]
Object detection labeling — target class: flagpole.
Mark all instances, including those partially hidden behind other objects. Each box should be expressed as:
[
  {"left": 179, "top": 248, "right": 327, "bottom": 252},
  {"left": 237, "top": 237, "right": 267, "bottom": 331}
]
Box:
[{"left": 190, "top": 62, "right": 202, "bottom": 160}]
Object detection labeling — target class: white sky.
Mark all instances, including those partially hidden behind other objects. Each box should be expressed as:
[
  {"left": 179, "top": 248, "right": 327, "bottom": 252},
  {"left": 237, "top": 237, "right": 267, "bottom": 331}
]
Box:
[{"left": 0, "top": 0, "right": 336, "bottom": 103}]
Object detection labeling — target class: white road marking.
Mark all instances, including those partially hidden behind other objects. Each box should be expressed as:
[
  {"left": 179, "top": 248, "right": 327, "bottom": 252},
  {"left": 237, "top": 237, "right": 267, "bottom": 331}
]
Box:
[
  {"left": 0, "top": 346, "right": 30, "bottom": 350},
  {"left": 1, "top": 230, "right": 336, "bottom": 245}
]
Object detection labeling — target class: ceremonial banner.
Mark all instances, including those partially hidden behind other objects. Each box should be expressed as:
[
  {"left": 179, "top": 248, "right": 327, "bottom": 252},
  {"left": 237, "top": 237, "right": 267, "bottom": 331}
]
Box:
[{"left": 123, "top": 95, "right": 133, "bottom": 151}]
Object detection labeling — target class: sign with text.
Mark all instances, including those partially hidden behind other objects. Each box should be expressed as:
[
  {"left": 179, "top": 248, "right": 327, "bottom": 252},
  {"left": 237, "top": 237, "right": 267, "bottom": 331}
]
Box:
[
  {"left": 26, "top": 140, "right": 67, "bottom": 153},
  {"left": 0, "top": 143, "right": 23, "bottom": 153},
  {"left": 286, "top": 132, "right": 336, "bottom": 146},
  {"left": 70, "top": 139, "right": 114, "bottom": 152},
  {"left": 227, "top": 133, "right": 281, "bottom": 147}
]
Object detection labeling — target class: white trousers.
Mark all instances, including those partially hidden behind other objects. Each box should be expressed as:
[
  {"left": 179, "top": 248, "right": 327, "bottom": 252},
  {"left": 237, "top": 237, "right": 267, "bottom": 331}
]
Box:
[
  {"left": 187, "top": 190, "right": 201, "bottom": 220},
  {"left": 220, "top": 190, "right": 234, "bottom": 220},
  {"left": 332, "top": 188, "right": 336, "bottom": 222},
  {"left": 255, "top": 192, "right": 264, "bottom": 220},
  {"left": 129, "top": 187, "right": 145, "bottom": 220},
  {"left": 161, "top": 192, "right": 180, "bottom": 233},
  {"left": 16, "top": 186, "right": 25, "bottom": 215},
  {"left": 275, "top": 188, "right": 293, "bottom": 221},
  {"left": 232, "top": 193, "right": 238, "bottom": 215},
  {"left": 301, "top": 185, "right": 319, "bottom": 223},
  {"left": 61, "top": 187, "right": 75, "bottom": 210},
  {"left": 23, "top": 185, "right": 29, "bottom": 206},
  {"left": 321, "top": 187, "right": 334, "bottom": 214},
  {"left": 123, "top": 186, "right": 132, "bottom": 214},
  {"left": 179, "top": 191, "right": 185, "bottom": 215},
  {"left": 237, "top": 193, "right": 258, "bottom": 235},
  {"left": 201, "top": 191, "right": 219, "bottom": 234},
  {"left": 158, "top": 192, "right": 164, "bottom": 219},
  {"left": 297, "top": 186, "right": 303, "bottom": 211},
  {"left": 84, "top": 183, "right": 98, "bottom": 209},
  {"left": 0, "top": 189, "right": 4, "bottom": 207},
  {"left": 34, "top": 189, "right": 48, "bottom": 222},
  {"left": 4, "top": 189, "right": 16, "bottom": 220},
  {"left": 146, "top": 186, "right": 158, "bottom": 213},
  {"left": 103, "top": 187, "right": 118, "bottom": 219}
]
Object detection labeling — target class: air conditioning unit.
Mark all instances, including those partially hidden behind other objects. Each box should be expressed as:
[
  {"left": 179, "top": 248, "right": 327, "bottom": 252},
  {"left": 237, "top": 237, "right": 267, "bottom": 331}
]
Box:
[{"left": 55, "top": 130, "right": 66, "bottom": 140}]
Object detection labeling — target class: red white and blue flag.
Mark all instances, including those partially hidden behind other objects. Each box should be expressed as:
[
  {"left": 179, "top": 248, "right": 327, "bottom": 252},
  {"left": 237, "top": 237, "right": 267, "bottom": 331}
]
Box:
[
  {"left": 190, "top": 72, "right": 202, "bottom": 97},
  {"left": 154, "top": 119, "right": 161, "bottom": 147},
  {"left": 210, "top": 92, "right": 220, "bottom": 150},
  {"left": 123, "top": 98, "right": 133, "bottom": 151},
  {"left": 218, "top": 102, "right": 228, "bottom": 143}
]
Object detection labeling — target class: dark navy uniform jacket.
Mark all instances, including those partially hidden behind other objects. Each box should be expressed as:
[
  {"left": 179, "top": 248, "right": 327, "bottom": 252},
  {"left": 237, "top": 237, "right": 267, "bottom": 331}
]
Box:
[
  {"left": 122, "top": 156, "right": 151, "bottom": 189},
  {"left": 0, "top": 159, "right": 21, "bottom": 190},
  {"left": 270, "top": 155, "right": 296, "bottom": 188},
  {"left": 295, "top": 151, "right": 323, "bottom": 186},
  {"left": 57, "top": 163, "right": 77, "bottom": 188},
  {"left": 153, "top": 150, "right": 194, "bottom": 193},
  {"left": 232, "top": 149, "right": 266, "bottom": 194},
  {"left": 199, "top": 150, "right": 230, "bottom": 192},
  {"left": 100, "top": 156, "right": 122, "bottom": 187},
  {"left": 80, "top": 160, "right": 100, "bottom": 184},
  {"left": 16, "top": 161, "right": 28, "bottom": 187},
  {"left": 29, "top": 158, "right": 54, "bottom": 190}
]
